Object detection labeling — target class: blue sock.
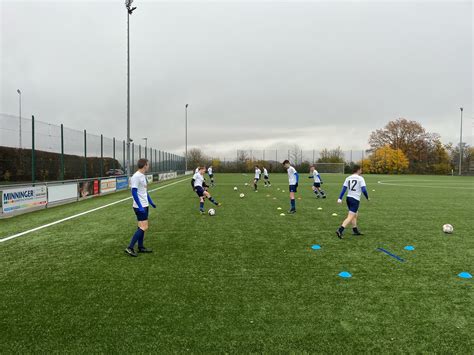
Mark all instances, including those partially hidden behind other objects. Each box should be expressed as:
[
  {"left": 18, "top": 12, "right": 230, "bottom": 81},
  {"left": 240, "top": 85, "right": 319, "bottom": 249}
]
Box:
[
  {"left": 200, "top": 202, "right": 204, "bottom": 211},
  {"left": 137, "top": 229, "right": 145, "bottom": 249},
  {"left": 128, "top": 228, "right": 143, "bottom": 249},
  {"left": 291, "top": 199, "right": 295, "bottom": 210}
]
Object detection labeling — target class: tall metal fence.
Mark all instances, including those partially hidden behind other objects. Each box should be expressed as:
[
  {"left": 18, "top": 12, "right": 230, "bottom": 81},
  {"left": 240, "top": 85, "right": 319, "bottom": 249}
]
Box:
[{"left": 0, "top": 113, "right": 185, "bottom": 183}]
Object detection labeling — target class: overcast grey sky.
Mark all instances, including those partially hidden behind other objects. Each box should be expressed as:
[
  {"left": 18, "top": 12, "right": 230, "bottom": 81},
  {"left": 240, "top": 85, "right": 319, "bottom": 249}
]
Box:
[{"left": 1, "top": 0, "right": 472, "bottom": 157}]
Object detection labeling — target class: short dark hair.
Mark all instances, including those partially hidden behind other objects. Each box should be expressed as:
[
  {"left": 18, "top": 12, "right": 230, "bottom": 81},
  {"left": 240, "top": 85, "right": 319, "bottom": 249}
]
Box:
[
  {"left": 352, "top": 164, "right": 361, "bottom": 173},
  {"left": 282, "top": 160, "right": 290, "bottom": 165},
  {"left": 137, "top": 158, "right": 149, "bottom": 169}
]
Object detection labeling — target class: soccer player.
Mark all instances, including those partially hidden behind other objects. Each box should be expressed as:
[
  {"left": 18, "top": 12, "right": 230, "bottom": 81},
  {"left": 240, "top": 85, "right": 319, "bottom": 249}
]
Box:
[
  {"left": 308, "top": 165, "right": 326, "bottom": 198},
  {"left": 335, "top": 164, "right": 369, "bottom": 239},
  {"left": 253, "top": 165, "right": 261, "bottom": 191},
  {"left": 125, "top": 158, "right": 155, "bottom": 257},
  {"left": 192, "top": 166, "right": 220, "bottom": 214},
  {"left": 283, "top": 160, "right": 299, "bottom": 213},
  {"left": 208, "top": 165, "right": 215, "bottom": 187},
  {"left": 262, "top": 166, "right": 271, "bottom": 187}
]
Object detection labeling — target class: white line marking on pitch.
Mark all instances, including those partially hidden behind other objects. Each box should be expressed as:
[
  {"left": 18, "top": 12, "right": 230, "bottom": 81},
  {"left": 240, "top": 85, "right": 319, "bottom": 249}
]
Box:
[
  {"left": 377, "top": 180, "right": 474, "bottom": 190},
  {"left": 0, "top": 178, "right": 188, "bottom": 243}
]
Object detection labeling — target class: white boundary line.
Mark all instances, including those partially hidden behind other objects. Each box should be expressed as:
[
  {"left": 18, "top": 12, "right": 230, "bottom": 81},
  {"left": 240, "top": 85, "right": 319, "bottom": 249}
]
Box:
[
  {"left": 377, "top": 180, "right": 474, "bottom": 190},
  {"left": 0, "top": 178, "right": 188, "bottom": 244}
]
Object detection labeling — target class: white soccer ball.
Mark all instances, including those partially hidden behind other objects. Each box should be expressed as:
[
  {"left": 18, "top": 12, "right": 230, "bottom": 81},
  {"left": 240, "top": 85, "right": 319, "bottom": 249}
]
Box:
[
  {"left": 240, "top": 193, "right": 245, "bottom": 198},
  {"left": 442, "top": 224, "right": 453, "bottom": 234},
  {"left": 208, "top": 208, "right": 216, "bottom": 216},
  {"left": 244, "top": 183, "right": 248, "bottom": 186},
  {"left": 233, "top": 187, "right": 238, "bottom": 191}
]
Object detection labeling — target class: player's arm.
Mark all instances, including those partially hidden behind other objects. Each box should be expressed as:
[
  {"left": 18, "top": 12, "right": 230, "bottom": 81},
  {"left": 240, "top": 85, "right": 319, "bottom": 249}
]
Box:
[
  {"left": 337, "top": 181, "right": 348, "bottom": 203},
  {"left": 147, "top": 193, "right": 156, "bottom": 208},
  {"left": 132, "top": 188, "right": 144, "bottom": 212},
  {"left": 295, "top": 172, "right": 299, "bottom": 185},
  {"left": 191, "top": 178, "right": 195, "bottom": 189},
  {"left": 361, "top": 184, "right": 369, "bottom": 200},
  {"left": 317, "top": 174, "right": 323, "bottom": 184}
]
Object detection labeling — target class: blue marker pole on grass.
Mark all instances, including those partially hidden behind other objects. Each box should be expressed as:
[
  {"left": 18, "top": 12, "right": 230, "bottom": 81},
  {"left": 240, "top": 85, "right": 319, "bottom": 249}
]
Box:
[{"left": 377, "top": 248, "right": 405, "bottom": 262}]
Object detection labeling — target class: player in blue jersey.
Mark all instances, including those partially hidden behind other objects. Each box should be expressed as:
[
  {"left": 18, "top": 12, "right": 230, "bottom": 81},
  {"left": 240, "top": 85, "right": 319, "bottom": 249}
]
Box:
[
  {"left": 308, "top": 165, "right": 326, "bottom": 198},
  {"left": 125, "top": 158, "right": 155, "bottom": 257},
  {"left": 192, "top": 167, "right": 220, "bottom": 214},
  {"left": 336, "top": 165, "right": 369, "bottom": 239},
  {"left": 283, "top": 160, "right": 299, "bottom": 213}
]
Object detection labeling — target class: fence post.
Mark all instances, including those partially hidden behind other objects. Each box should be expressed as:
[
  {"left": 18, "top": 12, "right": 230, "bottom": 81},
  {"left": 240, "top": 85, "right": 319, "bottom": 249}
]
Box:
[
  {"left": 60, "top": 124, "right": 64, "bottom": 180},
  {"left": 31, "top": 115, "right": 36, "bottom": 183},
  {"left": 123, "top": 140, "right": 126, "bottom": 171},
  {"left": 84, "top": 129, "right": 87, "bottom": 179},
  {"left": 112, "top": 137, "right": 116, "bottom": 171},
  {"left": 132, "top": 143, "right": 135, "bottom": 172},
  {"left": 100, "top": 134, "right": 104, "bottom": 177}
]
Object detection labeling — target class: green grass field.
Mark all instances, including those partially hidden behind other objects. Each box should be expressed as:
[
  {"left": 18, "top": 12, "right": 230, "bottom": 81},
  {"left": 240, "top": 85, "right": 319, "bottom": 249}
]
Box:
[{"left": 1, "top": 173, "right": 473, "bottom": 353}]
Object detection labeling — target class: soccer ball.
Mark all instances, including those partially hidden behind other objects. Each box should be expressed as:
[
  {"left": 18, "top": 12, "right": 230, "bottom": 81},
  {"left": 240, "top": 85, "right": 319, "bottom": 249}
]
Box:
[
  {"left": 208, "top": 208, "right": 216, "bottom": 216},
  {"left": 233, "top": 187, "right": 238, "bottom": 191},
  {"left": 442, "top": 224, "right": 453, "bottom": 234},
  {"left": 244, "top": 183, "right": 248, "bottom": 186},
  {"left": 240, "top": 193, "right": 245, "bottom": 198}
]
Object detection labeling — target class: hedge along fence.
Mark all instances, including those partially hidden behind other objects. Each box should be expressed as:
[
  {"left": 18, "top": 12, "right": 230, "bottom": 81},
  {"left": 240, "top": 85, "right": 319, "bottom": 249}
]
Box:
[
  {"left": 0, "top": 114, "right": 186, "bottom": 183},
  {"left": 0, "top": 146, "right": 121, "bottom": 183}
]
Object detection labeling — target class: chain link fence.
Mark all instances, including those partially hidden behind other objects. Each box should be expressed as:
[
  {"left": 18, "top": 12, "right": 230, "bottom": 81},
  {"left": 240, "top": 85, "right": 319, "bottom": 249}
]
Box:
[{"left": 0, "top": 113, "right": 185, "bottom": 183}]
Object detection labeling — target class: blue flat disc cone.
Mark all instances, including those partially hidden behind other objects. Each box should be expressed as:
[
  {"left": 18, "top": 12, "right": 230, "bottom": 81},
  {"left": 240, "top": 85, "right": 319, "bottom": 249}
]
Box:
[
  {"left": 458, "top": 272, "right": 472, "bottom": 279},
  {"left": 311, "top": 245, "right": 321, "bottom": 250},
  {"left": 404, "top": 246, "right": 415, "bottom": 251},
  {"left": 338, "top": 271, "right": 352, "bottom": 278}
]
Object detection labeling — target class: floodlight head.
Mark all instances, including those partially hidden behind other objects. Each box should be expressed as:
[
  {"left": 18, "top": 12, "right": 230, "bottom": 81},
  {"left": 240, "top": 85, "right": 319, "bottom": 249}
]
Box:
[
  {"left": 17, "top": 89, "right": 21, "bottom": 94},
  {"left": 460, "top": 107, "right": 463, "bottom": 112},
  {"left": 125, "top": 0, "right": 134, "bottom": 7},
  {"left": 186, "top": 104, "right": 189, "bottom": 108}
]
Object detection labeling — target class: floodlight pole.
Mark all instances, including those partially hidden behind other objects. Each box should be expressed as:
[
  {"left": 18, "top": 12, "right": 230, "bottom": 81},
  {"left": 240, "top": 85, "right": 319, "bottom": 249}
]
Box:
[
  {"left": 125, "top": 0, "right": 136, "bottom": 177},
  {"left": 459, "top": 107, "right": 463, "bottom": 176},
  {"left": 17, "top": 89, "right": 22, "bottom": 148},
  {"left": 142, "top": 137, "right": 148, "bottom": 159},
  {"left": 185, "top": 104, "right": 189, "bottom": 171}
]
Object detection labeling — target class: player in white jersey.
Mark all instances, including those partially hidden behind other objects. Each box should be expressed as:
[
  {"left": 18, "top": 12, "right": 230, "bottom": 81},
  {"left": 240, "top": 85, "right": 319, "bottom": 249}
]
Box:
[
  {"left": 283, "top": 160, "right": 299, "bottom": 213},
  {"left": 308, "top": 166, "right": 326, "bottom": 198},
  {"left": 253, "top": 166, "right": 261, "bottom": 191},
  {"left": 192, "top": 167, "right": 220, "bottom": 214},
  {"left": 125, "top": 158, "right": 155, "bottom": 257},
  {"left": 207, "top": 166, "right": 215, "bottom": 187},
  {"left": 262, "top": 167, "right": 271, "bottom": 187},
  {"left": 336, "top": 164, "right": 369, "bottom": 239}
]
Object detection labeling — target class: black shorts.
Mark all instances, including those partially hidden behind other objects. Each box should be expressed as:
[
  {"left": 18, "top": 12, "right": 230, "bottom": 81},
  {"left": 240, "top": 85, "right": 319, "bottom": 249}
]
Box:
[
  {"left": 208, "top": 174, "right": 214, "bottom": 178},
  {"left": 134, "top": 207, "right": 149, "bottom": 221},
  {"left": 313, "top": 182, "right": 321, "bottom": 188},
  {"left": 264, "top": 176, "right": 269, "bottom": 180},
  {"left": 346, "top": 197, "right": 360, "bottom": 213},
  {"left": 289, "top": 184, "right": 298, "bottom": 193},
  {"left": 195, "top": 186, "right": 205, "bottom": 197}
]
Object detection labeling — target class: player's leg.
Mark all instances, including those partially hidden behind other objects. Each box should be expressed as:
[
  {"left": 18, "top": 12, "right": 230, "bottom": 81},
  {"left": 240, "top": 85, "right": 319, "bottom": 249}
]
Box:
[
  {"left": 137, "top": 217, "right": 152, "bottom": 252},
  {"left": 318, "top": 187, "right": 327, "bottom": 199},
  {"left": 126, "top": 208, "right": 148, "bottom": 256},
  {"left": 336, "top": 212, "right": 355, "bottom": 239},
  {"left": 254, "top": 178, "right": 258, "bottom": 191},
  {"left": 312, "top": 184, "right": 320, "bottom": 198},
  {"left": 289, "top": 187, "right": 296, "bottom": 213},
  {"left": 204, "top": 190, "right": 220, "bottom": 206},
  {"left": 351, "top": 212, "right": 363, "bottom": 235}
]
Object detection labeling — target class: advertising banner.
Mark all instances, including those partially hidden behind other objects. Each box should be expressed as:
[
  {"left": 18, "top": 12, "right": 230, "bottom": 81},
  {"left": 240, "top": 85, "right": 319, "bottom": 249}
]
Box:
[
  {"left": 48, "top": 183, "right": 78, "bottom": 204},
  {"left": 100, "top": 178, "right": 117, "bottom": 194},
  {"left": 78, "top": 179, "right": 99, "bottom": 199},
  {"left": 116, "top": 176, "right": 129, "bottom": 191},
  {"left": 2, "top": 185, "right": 47, "bottom": 214},
  {"left": 158, "top": 172, "right": 177, "bottom": 181},
  {"left": 146, "top": 174, "right": 153, "bottom": 183}
]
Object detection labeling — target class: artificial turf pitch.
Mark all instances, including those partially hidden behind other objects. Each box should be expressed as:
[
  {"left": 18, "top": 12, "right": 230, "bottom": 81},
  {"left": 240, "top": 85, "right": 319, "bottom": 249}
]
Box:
[{"left": 0, "top": 173, "right": 472, "bottom": 353}]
